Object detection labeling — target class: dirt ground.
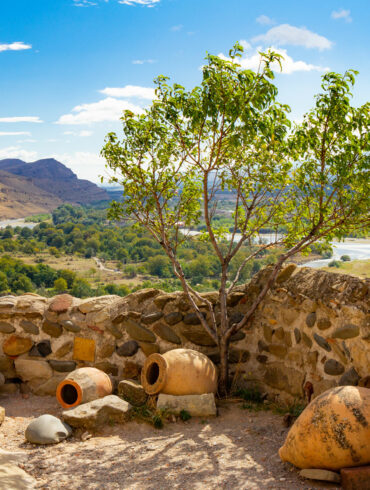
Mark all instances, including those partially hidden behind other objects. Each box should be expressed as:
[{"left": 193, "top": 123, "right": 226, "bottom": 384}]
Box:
[{"left": 0, "top": 394, "right": 341, "bottom": 490}]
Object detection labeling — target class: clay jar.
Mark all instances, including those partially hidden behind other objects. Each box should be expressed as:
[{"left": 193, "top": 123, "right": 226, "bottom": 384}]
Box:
[
  {"left": 279, "top": 386, "right": 370, "bottom": 470},
  {"left": 141, "top": 348, "right": 217, "bottom": 395},
  {"left": 56, "top": 367, "right": 113, "bottom": 409}
]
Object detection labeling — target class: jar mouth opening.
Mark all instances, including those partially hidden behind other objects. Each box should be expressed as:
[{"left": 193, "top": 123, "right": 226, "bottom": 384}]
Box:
[
  {"left": 56, "top": 379, "right": 82, "bottom": 408},
  {"left": 141, "top": 353, "right": 167, "bottom": 395}
]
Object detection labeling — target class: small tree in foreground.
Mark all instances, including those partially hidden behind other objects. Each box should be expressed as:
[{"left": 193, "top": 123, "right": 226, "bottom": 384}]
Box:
[{"left": 102, "top": 44, "right": 369, "bottom": 395}]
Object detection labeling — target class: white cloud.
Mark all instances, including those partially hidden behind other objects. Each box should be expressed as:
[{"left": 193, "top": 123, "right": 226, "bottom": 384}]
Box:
[
  {"left": 52, "top": 151, "right": 107, "bottom": 182},
  {"left": 64, "top": 130, "right": 93, "bottom": 137},
  {"left": 171, "top": 25, "right": 183, "bottom": 32},
  {"left": 73, "top": 0, "right": 98, "bottom": 6},
  {"left": 331, "top": 9, "right": 352, "bottom": 22},
  {"left": 256, "top": 15, "right": 275, "bottom": 25},
  {"left": 118, "top": 0, "right": 160, "bottom": 6},
  {"left": 0, "top": 131, "right": 31, "bottom": 136},
  {"left": 219, "top": 46, "right": 329, "bottom": 74},
  {"left": 0, "top": 116, "right": 43, "bottom": 123},
  {"left": 0, "top": 146, "right": 38, "bottom": 161},
  {"left": 100, "top": 85, "right": 155, "bottom": 99},
  {"left": 132, "top": 59, "right": 156, "bottom": 64},
  {"left": 252, "top": 24, "right": 333, "bottom": 50},
  {"left": 56, "top": 97, "right": 143, "bottom": 125},
  {"left": 0, "top": 42, "right": 32, "bottom": 53}
]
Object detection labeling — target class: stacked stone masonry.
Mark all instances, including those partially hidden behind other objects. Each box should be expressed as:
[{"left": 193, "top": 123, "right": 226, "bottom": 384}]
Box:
[{"left": 0, "top": 266, "right": 368, "bottom": 402}]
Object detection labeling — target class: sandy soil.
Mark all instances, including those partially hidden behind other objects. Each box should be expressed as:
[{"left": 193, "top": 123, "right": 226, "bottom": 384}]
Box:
[{"left": 0, "top": 394, "right": 341, "bottom": 490}]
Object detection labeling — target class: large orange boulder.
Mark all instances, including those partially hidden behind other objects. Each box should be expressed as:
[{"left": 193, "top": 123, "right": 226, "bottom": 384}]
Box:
[{"left": 279, "top": 386, "right": 370, "bottom": 470}]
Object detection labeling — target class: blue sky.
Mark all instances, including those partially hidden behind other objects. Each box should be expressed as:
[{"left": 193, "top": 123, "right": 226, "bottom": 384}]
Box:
[{"left": 0, "top": 0, "right": 368, "bottom": 182}]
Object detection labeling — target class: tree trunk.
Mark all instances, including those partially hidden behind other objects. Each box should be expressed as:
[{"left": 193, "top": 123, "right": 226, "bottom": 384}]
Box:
[{"left": 218, "top": 337, "right": 230, "bottom": 397}]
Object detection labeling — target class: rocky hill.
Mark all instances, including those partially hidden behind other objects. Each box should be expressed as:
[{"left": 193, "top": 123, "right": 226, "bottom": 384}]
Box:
[
  {"left": 0, "top": 158, "right": 109, "bottom": 218},
  {"left": 0, "top": 170, "right": 64, "bottom": 219}
]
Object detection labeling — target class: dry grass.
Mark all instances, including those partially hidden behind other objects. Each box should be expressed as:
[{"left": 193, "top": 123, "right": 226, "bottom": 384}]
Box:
[
  {"left": 12, "top": 253, "right": 143, "bottom": 287},
  {"left": 320, "top": 259, "right": 370, "bottom": 279}
]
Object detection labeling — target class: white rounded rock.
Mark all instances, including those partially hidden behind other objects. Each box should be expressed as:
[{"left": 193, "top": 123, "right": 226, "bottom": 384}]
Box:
[{"left": 25, "top": 414, "right": 72, "bottom": 445}]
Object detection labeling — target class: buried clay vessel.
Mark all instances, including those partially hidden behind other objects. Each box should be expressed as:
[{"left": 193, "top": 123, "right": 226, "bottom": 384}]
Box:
[
  {"left": 279, "top": 386, "right": 370, "bottom": 470},
  {"left": 141, "top": 348, "right": 217, "bottom": 396},
  {"left": 56, "top": 367, "right": 112, "bottom": 409}
]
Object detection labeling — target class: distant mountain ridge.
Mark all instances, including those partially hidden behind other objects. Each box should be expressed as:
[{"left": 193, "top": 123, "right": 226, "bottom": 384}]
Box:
[{"left": 0, "top": 158, "right": 109, "bottom": 219}]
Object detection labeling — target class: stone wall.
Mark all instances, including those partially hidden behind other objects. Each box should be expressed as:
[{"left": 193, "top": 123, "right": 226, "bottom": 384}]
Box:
[{"left": 0, "top": 265, "right": 369, "bottom": 402}]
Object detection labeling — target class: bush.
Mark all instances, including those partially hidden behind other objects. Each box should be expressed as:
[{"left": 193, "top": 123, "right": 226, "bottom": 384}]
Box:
[
  {"left": 340, "top": 255, "right": 351, "bottom": 262},
  {"left": 328, "top": 260, "right": 341, "bottom": 268}
]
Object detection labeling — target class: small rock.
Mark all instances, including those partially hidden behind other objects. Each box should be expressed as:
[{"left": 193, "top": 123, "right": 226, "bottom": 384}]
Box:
[
  {"left": 305, "top": 312, "right": 316, "bottom": 328},
  {"left": 294, "top": 328, "right": 301, "bottom": 344},
  {"left": 333, "top": 324, "right": 360, "bottom": 339},
  {"left": 2, "top": 335, "right": 33, "bottom": 356},
  {"left": 54, "top": 340, "right": 74, "bottom": 358},
  {"left": 125, "top": 320, "right": 156, "bottom": 343},
  {"left": 62, "top": 320, "right": 81, "bottom": 333},
  {"left": 25, "top": 414, "right": 72, "bottom": 444},
  {"left": 141, "top": 312, "right": 163, "bottom": 324},
  {"left": 15, "top": 359, "right": 53, "bottom": 382},
  {"left": 0, "top": 406, "right": 4, "bottom": 425},
  {"left": 300, "top": 468, "right": 341, "bottom": 483},
  {"left": 118, "top": 380, "right": 148, "bottom": 407},
  {"left": 49, "top": 360, "right": 77, "bottom": 373},
  {"left": 139, "top": 342, "right": 159, "bottom": 356},
  {"left": 313, "top": 333, "right": 331, "bottom": 352},
  {"left": 302, "top": 332, "right": 313, "bottom": 348},
  {"left": 62, "top": 395, "right": 131, "bottom": 429},
  {"left": 339, "top": 367, "right": 360, "bottom": 386},
  {"left": 116, "top": 340, "right": 139, "bottom": 357},
  {"left": 324, "top": 359, "right": 345, "bottom": 376},
  {"left": 36, "top": 340, "right": 52, "bottom": 357},
  {"left": 20, "top": 320, "right": 39, "bottom": 335},
  {"left": 157, "top": 393, "right": 217, "bottom": 417},
  {"left": 164, "top": 312, "right": 183, "bottom": 325},
  {"left": 42, "top": 320, "right": 63, "bottom": 338},
  {"left": 317, "top": 318, "right": 331, "bottom": 330},
  {"left": 122, "top": 361, "right": 141, "bottom": 379},
  {"left": 0, "top": 321, "right": 15, "bottom": 333},
  {"left": 80, "top": 431, "right": 92, "bottom": 442},
  {"left": 153, "top": 323, "right": 181, "bottom": 344}
]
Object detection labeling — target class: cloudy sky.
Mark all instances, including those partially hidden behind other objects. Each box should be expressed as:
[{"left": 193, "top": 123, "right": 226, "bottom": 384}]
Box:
[{"left": 0, "top": 0, "right": 368, "bottom": 182}]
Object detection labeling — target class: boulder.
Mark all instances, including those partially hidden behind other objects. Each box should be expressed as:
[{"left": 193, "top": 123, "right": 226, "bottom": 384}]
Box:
[
  {"left": 62, "top": 395, "right": 131, "bottom": 429},
  {"left": 15, "top": 359, "right": 53, "bottom": 382},
  {"left": 0, "top": 449, "right": 37, "bottom": 489},
  {"left": 78, "top": 296, "right": 118, "bottom": 314},
  {"left": 118, "top": 380, "right": 148, "bottom": 406},
  {"left": 157, "top": 393, "right": 217, "bottom": 417},
  {"left": 25, "top": 414, "right": 72, "bottom": 444},
  {"left": 49, "top": 294, "right": 73, "bottom": 313},
  {"left": 279, "top": 386, "right": 370, "bottom": 469}
]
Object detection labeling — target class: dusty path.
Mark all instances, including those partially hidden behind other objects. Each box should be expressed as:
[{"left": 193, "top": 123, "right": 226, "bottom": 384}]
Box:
[{"left": 0, "top": 395, "right": 340, "bottom": 490}]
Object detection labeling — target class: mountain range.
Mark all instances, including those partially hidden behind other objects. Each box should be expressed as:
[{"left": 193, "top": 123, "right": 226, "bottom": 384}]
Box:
[{"left": 0, "top": 158, "right": 109, "bottom": 219}]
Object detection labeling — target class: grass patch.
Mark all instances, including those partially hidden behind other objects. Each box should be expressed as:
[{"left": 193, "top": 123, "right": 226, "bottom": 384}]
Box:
[
  {"left": 130, "top": 405, "right": 167, "bottom": 429},
  {"left": 179, "top": 409, "right": 192, "bottom": 422}
]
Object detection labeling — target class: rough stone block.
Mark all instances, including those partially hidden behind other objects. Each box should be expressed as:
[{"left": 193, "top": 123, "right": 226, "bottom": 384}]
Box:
[
  {"left": 141, "top": 312, "right": 163, "bottom": 324},
  {"left": 333, "top": 324, "right": 360, "bottom": 339},
  {"left": 118, "top": 380, "right": 147, "bottom": 406},
  {"left": 42, "top": 320, "right": 63, "bottom": 338},
  {"left": 153, "top": 323, "right": 181, "bottom": 344},
  {"left": 20, "top": 320, "right": 39, "bottom": 335},
  {"left": 49, "top": 294, "right": 73, "bottom": 313},
  {"left": 15, "top": 359, "right": 53, "bottom": 382},
  {"left": 164, "top": 312, "right": 183, "bottom": 325},
  {"left": 341, "top": 466, "right": 370, "bottom": 489},
  {"left": 0, "top": 406, "right": 4, "bottom": 425},
  {"left": 49, "top": 360, "right": 77, "bottom": 373},
  {"left": 0, "top": 321, "right": 15, "bottom": 333},
  {"left": 62, "top": 395, "right": 131, "bottom": 429},
  {"left": 125, "top": 320, "right": 156, "bottom": 343},
  {"left": 139, "top": 342, "right": 159, "bottom": 356},
  {"left": 157, "top": 393, "right": 217, "bottom": 417},
  {"left": 116, "top": 340, "right": 138, "bottom": 357}
]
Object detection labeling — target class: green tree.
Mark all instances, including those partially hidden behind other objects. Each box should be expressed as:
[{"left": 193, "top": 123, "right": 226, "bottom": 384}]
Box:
[
  {"left": 54, "top": 277, "right": 68, "bottom": 292},
  {"left": 71, "top": 278, "right": 93, "bottom": 298},
  {"left": 103, "top": 45, "right": 369, "bottom": 394}
]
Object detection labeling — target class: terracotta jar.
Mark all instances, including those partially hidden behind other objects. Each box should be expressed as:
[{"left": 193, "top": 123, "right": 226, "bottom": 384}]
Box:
[
  {"left": 279, "top": 386, "right": 370, "bottom": 470},
  {"left": 141, "top": 348, "right": 218, "bottom": 395},
  {"left": 56, "top": 367, "right": 113, "bottom": 409}
]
